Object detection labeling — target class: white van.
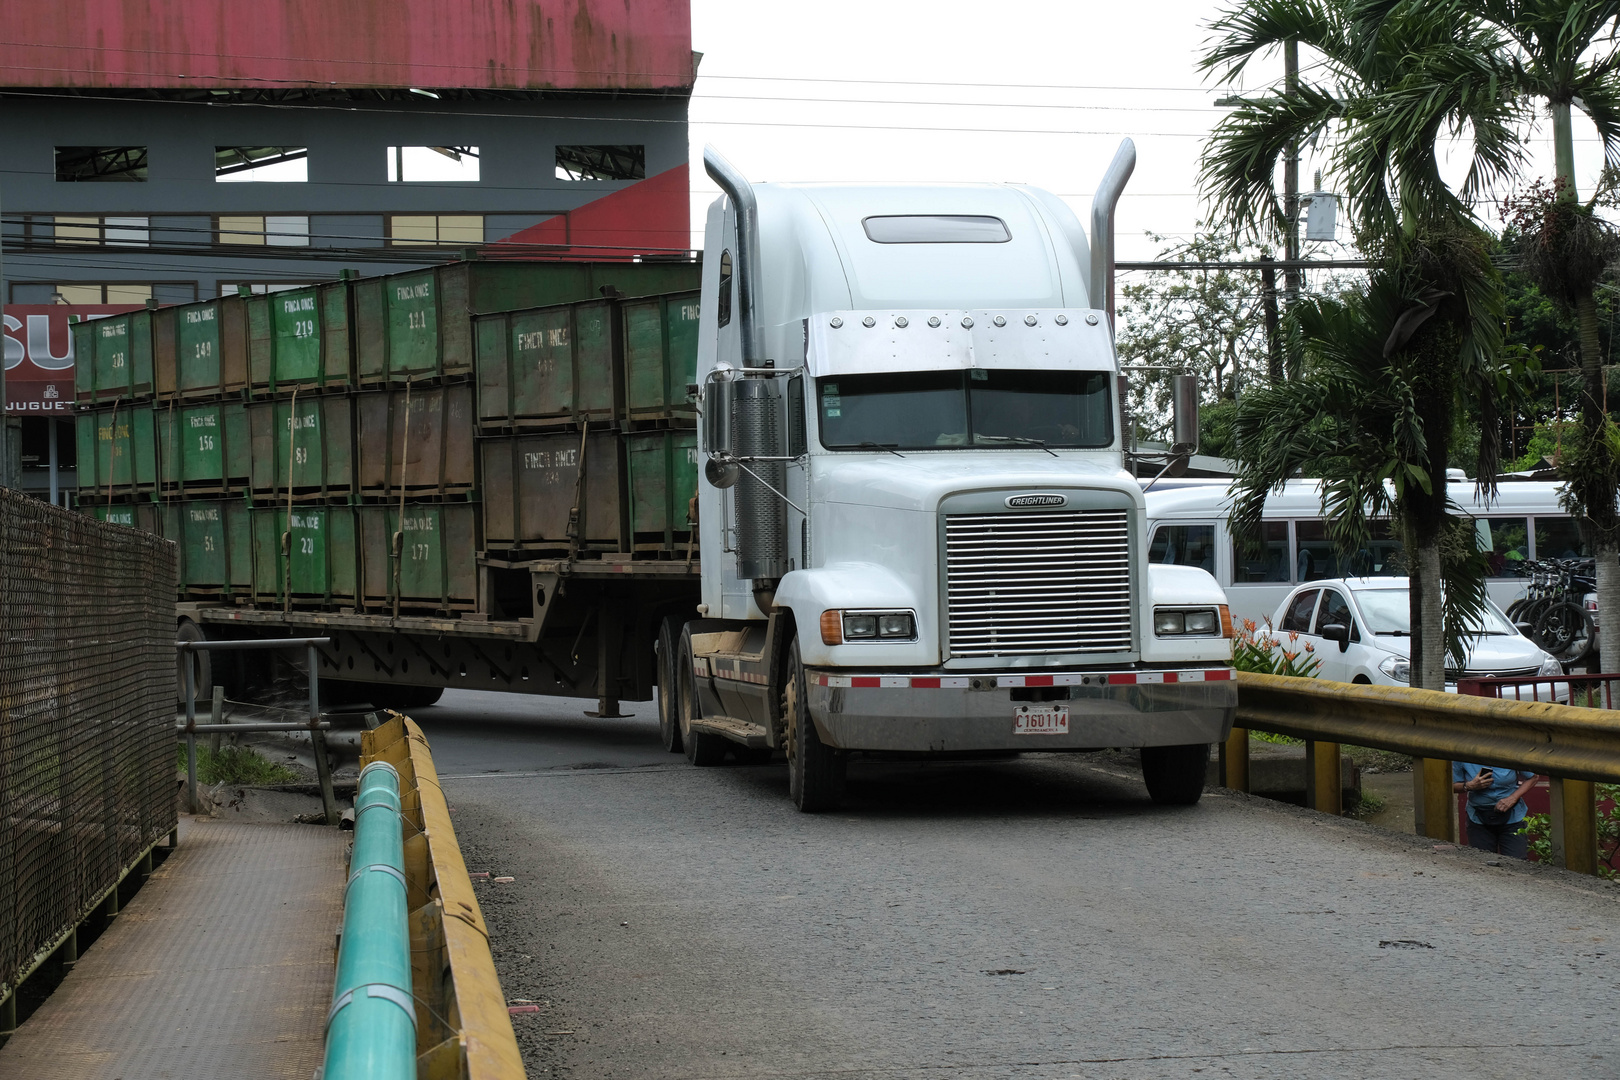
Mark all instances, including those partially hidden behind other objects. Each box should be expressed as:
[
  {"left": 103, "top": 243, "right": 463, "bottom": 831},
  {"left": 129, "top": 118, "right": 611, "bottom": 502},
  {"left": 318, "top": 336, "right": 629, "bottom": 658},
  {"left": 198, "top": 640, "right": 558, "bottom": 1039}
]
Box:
[{"left": 1142, "top": 478, "right": 1584, "bottom": 626}]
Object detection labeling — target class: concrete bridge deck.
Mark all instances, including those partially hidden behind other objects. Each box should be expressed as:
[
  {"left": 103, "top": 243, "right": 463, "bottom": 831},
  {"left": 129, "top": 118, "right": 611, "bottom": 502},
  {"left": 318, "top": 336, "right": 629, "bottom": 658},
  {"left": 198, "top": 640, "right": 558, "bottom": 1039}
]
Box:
[{"left": 419, "top": 689, "right": 1620, "bottom": 1080}]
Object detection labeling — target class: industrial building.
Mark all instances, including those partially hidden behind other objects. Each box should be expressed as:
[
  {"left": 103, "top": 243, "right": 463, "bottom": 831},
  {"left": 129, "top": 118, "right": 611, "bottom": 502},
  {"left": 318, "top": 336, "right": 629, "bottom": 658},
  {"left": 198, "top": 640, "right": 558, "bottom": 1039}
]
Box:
[{"left": 0, "top": 0, "right": 696, "bottom": 501}]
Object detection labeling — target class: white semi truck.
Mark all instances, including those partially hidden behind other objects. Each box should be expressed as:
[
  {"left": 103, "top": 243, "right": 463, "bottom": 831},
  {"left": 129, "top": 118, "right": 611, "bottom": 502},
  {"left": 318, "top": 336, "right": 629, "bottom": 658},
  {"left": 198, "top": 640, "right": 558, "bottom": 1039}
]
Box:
[{"left": 666, "top": 142, "right": 1238, "bottom": 811}]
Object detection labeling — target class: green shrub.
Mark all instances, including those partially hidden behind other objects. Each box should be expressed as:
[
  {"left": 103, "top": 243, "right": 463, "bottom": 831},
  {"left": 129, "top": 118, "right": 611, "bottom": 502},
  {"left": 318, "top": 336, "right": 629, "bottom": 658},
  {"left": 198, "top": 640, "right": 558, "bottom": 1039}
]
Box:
[
  {"left": 176, "top": 744, "right": 299, "bottom": 786},
  {"left": 1520, "top": 783, "right": 1620, "bottom": 877}
]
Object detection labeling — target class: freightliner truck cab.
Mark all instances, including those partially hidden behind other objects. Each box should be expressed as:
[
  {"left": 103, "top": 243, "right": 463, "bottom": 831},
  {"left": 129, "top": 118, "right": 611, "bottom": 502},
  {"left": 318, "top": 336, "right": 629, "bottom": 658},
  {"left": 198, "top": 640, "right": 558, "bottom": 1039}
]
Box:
[{"left": 658, "top": 143, "right": 1236, "bottom": 811}]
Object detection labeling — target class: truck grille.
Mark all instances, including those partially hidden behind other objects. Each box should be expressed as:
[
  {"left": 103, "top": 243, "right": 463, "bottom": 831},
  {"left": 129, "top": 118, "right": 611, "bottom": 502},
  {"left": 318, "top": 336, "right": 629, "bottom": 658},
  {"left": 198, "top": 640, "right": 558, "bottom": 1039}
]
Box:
[{"left": 945, "top": 509, "right": 1133, "bottom": 656}]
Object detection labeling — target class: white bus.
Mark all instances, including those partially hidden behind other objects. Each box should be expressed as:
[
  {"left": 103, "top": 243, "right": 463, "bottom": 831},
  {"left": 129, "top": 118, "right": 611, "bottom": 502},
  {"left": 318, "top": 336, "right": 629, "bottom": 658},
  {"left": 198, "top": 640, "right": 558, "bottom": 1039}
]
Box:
[{"left": 1142, "top": 478, "right": 1585, "bottom": 626}]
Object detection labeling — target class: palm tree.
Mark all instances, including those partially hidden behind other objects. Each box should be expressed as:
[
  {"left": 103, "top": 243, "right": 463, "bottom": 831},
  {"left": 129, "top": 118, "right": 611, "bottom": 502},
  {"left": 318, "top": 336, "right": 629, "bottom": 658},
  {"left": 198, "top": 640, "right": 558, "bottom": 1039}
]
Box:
[
  {"left": 1228, "top": 255, "right": 1498, "bottom": 671},
  {"left": 1377, "top": 0, "right": 1620, "bottom": 672},
  {"left": 1200, "top": 0, "right": 1529, "bottom": 688}
]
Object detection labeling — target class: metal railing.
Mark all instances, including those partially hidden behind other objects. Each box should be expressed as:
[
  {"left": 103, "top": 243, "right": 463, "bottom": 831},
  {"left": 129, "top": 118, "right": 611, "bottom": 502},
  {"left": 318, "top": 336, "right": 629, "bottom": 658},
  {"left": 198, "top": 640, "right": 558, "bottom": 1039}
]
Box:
[
  {"left": 1223, "top": 671, "right": 1620, "bottom": 875},
  {"left": 177, "top": 637, "right": 336, "bottom": 825}
]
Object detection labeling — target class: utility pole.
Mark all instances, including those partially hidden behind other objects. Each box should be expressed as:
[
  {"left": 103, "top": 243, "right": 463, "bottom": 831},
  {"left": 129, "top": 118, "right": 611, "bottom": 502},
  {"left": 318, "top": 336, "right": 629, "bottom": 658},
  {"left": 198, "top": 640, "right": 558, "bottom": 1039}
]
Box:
[
  {"left": 1259, "top": 255, "right": 1282, "bottom": 383},
  {"left": 1282, "top": 38, "right": 1301, "bottom": 376}
]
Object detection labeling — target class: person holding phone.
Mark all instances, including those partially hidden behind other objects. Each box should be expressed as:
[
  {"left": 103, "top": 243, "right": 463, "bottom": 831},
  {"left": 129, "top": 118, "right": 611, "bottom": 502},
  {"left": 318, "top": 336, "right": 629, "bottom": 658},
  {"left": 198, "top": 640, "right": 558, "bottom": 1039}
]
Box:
[{"left": 1452, "top": 762, "right": 1539, "bottom": 859}]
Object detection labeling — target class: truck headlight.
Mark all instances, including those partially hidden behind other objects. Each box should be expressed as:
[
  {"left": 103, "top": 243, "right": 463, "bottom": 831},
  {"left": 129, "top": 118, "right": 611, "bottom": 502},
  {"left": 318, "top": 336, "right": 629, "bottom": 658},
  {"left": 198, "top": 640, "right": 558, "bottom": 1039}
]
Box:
[
  {"left": 878, "top": 613, "right": 915, "bottom": 638},
  {"left": 844, "top": 614, "right": 878, "bottom": 639},
  {"left": 1379, "top": 655, "right": 1410, "bottom": 683},
  {"left": 821, "top": 609, "right": 918, "bottom": 644},
  {"left": 1153, "top": 607, "right": 1220, "bottom": 636}
]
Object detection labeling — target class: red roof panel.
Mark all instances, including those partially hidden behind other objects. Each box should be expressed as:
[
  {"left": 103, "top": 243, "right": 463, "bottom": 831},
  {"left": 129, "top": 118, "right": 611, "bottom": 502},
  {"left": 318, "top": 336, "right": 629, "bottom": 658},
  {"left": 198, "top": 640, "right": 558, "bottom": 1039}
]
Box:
[{"left": 0, "top": 0, "right": 693, "bottom": 91}]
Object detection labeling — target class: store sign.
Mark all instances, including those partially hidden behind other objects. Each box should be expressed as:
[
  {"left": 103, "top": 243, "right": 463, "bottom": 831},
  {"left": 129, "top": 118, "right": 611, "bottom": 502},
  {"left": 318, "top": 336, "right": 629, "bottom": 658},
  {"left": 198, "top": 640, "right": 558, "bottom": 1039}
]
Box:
[{"left": 3, "top": 304, "right": 144, "bottom": 413}]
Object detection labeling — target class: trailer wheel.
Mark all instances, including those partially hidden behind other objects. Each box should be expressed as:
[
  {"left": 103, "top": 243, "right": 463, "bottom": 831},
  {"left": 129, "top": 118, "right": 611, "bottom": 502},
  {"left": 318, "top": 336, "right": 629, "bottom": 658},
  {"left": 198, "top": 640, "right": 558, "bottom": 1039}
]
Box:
[
  {"left": 176, "top": 618, "right": 212, "bottom": 709},
  {"left": 678, "top": 630, "right": 726, "bottom": 766},
  {"left": 784, "top": 640, "right": 845, "bottom": 812},
  {"left": 657, "top": 616, "right": 683, "bottom": 754},
  {"left": 1140, "top": 743, "right": 1209, "bottom": 806}
]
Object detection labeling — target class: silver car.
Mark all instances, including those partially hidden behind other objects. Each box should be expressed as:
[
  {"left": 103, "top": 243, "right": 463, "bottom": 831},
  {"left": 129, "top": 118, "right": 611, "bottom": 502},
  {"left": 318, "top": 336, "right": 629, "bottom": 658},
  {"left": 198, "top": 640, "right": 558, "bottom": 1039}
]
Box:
[{"left": 1267, "top": 577, "right": 1563, "bottom": 689}]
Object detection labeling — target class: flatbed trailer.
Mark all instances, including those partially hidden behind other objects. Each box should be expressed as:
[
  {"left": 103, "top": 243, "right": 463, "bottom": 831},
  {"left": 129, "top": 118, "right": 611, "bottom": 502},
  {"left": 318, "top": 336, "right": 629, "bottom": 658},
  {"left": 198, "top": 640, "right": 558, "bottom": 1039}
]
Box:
[{"left": 180, "top": 556, "right": 699, "bottom": 715}]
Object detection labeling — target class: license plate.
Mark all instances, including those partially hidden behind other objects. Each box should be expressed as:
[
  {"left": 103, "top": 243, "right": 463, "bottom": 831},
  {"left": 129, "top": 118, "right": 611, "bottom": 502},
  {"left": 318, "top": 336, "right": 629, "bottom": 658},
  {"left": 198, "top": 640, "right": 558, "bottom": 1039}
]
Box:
[{"left": 1014, "top": 704, "right": 1069, "bottom": 735}]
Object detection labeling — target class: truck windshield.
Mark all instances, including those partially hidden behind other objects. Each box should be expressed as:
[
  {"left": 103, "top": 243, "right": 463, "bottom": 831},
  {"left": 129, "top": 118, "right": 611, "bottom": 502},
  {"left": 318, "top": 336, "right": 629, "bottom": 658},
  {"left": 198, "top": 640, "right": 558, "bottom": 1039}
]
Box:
[{"left": 817, "top": 369, "right": 1112, "bottom": 450}]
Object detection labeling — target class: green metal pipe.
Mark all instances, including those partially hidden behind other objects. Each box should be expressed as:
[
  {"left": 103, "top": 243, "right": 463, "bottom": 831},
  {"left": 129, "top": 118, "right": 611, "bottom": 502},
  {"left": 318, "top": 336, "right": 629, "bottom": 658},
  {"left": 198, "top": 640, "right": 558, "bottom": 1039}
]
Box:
[{"left": 322, "top": 761, "right": 414, "bottom": 1080}]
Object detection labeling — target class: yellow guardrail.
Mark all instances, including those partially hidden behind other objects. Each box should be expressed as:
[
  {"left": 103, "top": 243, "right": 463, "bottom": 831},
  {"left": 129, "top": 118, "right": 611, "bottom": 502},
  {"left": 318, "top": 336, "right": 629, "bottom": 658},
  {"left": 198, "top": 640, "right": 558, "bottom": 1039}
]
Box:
[
  {"left": 1226, "top": 672, "right": 1615, "bottom": 876},
  {"left": 360, "top": 714, "right": 526, "bottom": 1080}
]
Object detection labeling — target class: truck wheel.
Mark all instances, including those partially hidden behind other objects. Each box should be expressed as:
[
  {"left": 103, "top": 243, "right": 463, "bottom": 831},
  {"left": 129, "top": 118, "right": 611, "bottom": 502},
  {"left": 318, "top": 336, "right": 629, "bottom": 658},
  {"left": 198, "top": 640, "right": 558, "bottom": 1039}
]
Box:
[
  {"left": 784, "top": 640, "right": 845, "bottom": 812},
  {"left": 176, "top": 618, "right": 212, "bottom": 708},
  {"left": 678, "top": 631, "right": 726, "bottom": 766},
  {"left": 657, "top": 616, "right": 683, "bottom": 754},
  {"left": 384, "top": 685, "right": 444, "bottom": 710},
  {"left": 1140, "top": 743, "right": 1209, "bottom": 806}
]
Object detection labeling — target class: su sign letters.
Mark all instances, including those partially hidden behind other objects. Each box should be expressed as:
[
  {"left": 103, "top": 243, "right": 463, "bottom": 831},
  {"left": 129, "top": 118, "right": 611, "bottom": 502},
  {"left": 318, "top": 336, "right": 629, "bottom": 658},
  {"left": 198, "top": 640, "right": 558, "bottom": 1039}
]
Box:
[{"left": 3, "top": 304, "right": 142, "bottom": 412}]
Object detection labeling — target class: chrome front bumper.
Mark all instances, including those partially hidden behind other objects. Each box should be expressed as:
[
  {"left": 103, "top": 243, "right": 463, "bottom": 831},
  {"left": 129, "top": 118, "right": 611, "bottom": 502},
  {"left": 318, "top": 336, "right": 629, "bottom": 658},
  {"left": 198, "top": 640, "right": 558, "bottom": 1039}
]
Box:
[{"left": 804, "top": 668, "right": 1237, "bottom": 752}]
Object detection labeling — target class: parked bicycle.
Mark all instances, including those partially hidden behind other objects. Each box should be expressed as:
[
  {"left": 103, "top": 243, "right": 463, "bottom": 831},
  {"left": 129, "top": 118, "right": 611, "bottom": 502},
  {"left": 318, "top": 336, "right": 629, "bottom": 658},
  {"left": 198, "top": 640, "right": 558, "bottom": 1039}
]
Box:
[{"left": 1505, "top": 558, "right": 1597, "bottom": 665}]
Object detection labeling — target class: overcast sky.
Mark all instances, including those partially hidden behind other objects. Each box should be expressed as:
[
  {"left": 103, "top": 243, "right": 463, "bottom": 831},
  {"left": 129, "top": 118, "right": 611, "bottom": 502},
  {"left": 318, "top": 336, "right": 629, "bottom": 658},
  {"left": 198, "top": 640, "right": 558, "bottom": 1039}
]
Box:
[{"left": 686, "top": 0, "right": 1610, "bottom": 268}]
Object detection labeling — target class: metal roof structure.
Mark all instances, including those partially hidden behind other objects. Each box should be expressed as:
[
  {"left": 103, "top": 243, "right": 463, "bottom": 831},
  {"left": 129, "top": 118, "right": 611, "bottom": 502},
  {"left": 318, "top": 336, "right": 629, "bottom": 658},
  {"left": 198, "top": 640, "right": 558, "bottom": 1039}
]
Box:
[{"left": 0, "top": 0, "right": 695, "bottom": 93}]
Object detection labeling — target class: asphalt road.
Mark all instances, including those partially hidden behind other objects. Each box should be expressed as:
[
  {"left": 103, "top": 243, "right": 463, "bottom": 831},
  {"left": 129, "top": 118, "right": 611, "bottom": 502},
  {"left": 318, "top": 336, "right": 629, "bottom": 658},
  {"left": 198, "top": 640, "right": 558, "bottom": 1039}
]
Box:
[{"left": 417, "top": 689, "right": 1620, "bottom": 1080}]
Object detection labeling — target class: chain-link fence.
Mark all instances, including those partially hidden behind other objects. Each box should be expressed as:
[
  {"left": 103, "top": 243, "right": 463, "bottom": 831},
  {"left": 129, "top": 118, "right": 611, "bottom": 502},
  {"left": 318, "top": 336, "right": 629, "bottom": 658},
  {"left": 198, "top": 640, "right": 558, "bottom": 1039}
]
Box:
[{"left": 1, "top": 488, "right": 177, "bottom": 1002}]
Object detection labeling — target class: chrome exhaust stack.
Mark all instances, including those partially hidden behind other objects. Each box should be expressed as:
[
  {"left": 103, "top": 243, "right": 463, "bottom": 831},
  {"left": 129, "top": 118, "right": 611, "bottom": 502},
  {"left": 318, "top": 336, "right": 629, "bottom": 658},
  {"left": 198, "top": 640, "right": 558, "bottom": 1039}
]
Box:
[
  {"left": 702, "top": 145, "right": 788, "bottom": 604},
  {"left": 1089, "top": 138, "right": 1136, "bottom": 335}
]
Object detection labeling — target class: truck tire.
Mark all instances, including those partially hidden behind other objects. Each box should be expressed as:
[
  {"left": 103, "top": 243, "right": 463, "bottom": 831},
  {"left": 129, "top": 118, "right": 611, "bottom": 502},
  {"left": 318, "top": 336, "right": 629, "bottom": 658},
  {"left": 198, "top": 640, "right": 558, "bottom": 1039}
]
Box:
[
  {"left": 1140, "top": 743, "right": 1209, "bottom": 806},
  {"left": 657, "top": 616, "right": 683, "bottom": 754},
  {"left": 176, "top": 618, "right": 212, "bottom": 708},
  {"left": 326, "top": 681, "right": 443, "bottom": 711},
  {"left": 784, "top": 640, "right": 845, "bottom": 812},
  {"left": 384, "top": 685, "right": 444, "bottom": 710},
  {"left": 679, "top": 631, "right": 727, "bottom": 766}
]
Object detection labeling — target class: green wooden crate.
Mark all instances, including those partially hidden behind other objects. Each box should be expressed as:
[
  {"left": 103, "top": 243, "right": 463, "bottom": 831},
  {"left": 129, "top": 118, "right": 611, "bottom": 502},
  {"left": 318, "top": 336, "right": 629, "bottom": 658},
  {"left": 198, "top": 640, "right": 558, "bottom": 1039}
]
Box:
[
  {"left": 247, "top": 396, "right": 355, "bottom": 496},
  {"left": 626, "top": 430, "right": 699, "bottom": 548},
  {"left": 164, "top": 499, "right": 253, "bottom": 598},
  {"left": 473, "top": 299, "right": 617, "bottom": 429},
  {"left": 358, "top": 503, "right": 477, "bottom": 612},
  {"left": 175, "top": 301, "right": 223, "bottom": 395},
  {"left": 480, "top": 431, "right": 626, "bottom": 551},
  {"left": 78, "top": 403, "right": 157, "bottom": 495},
  {"left": 359, "top": 261, "right": 701, "bottom": 386},
  {"left": 157, "top": 401, "right": 250, "bottom": 491},
  {"left": 251, "top": 505, "right": 357, "bottom": 605},
  {"left": 73, "top": 311, "right": 154, "bottom": 404},
  {"left": 247, "top": 283, "right": 356, "bottom": 393},
  {"left": 623, "top": 291, "right": 700, "bottom": 421},
  {"left": 354, "top": 383, "right": 475, "bottom": 497},
  {"left": 160, "top": 297, "right": 249, "bottom": 399}
]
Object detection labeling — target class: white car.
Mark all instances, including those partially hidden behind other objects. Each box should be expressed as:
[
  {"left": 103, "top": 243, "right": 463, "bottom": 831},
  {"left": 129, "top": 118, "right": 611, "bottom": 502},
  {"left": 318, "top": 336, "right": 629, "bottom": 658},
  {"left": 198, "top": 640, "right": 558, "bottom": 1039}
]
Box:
[{"left": 1267, "top": 577, "right": 1563, "bottom": 689}]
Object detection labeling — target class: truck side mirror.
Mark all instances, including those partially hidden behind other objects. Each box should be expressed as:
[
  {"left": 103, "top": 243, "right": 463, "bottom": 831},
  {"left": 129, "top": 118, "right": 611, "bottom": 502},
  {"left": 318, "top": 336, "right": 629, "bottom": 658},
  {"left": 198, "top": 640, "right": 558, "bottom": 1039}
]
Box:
[
  {"left": 1172, "top": 373, "right": 1199, "bottom": 454},
  {"left": 1319, "top": 623, "right": 1350, "bottom": 652},
  {"left": 703, "top": 376, "right": 739, "bottom": 489}
]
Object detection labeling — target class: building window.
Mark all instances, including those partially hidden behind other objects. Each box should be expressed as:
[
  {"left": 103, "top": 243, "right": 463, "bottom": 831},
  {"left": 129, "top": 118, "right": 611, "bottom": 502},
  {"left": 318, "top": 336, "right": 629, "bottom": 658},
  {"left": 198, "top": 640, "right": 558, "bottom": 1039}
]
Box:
[
  {"left": 219, "top": 281, "right": 316, "bottom": 296},
  {"left": 556, "top": 145, "right": 645, "bottom": 181},
  {"left": 386, "top": 146, "right": 480, "bottom": 182},
  {"left": 56, "top": 146, "right": 148, "bottom": 182},
  {"left": 388, "top": 215, "right": 483, "bottom": 246},
  {"left": 9, "top": 282, "right": 198, "bottom": 305},
  {"left": 216, "top": 146, "right": 308, "bottom": 182},
  {"left": 217, "top": 215, "right": 310, "bottom": 246},
  {"left": 50, "top": 216, "right": 149, "bottom": 246}
]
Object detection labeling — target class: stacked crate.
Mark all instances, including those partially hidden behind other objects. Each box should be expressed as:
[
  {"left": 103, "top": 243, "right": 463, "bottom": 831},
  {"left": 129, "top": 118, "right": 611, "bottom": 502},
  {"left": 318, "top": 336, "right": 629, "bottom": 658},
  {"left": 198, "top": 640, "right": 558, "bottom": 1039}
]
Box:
[
  {"left": 77, "top": 259, "right": 702, "bottom": 619},
  {"left": 474, "top": 289, "right": 701, "bottom": 560}
]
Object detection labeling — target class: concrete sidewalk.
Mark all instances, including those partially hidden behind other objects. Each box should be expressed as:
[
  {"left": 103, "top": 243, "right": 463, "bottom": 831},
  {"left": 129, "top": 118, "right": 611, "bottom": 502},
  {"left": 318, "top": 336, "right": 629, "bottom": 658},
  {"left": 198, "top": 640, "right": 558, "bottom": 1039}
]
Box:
[{"left": 0, "top": 816, "right": 345, "bottom": 1080}]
